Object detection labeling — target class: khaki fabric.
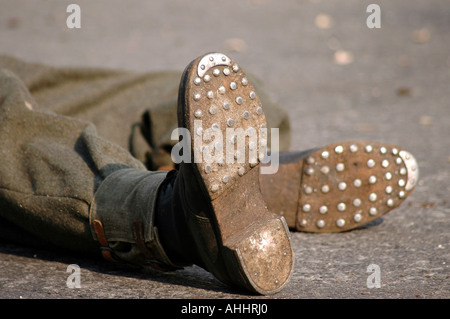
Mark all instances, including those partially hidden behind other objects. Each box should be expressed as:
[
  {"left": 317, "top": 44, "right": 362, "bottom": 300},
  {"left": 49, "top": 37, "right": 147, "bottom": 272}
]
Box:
[{"left": 0, "top": 55, "right": 291, "bottom": 261}]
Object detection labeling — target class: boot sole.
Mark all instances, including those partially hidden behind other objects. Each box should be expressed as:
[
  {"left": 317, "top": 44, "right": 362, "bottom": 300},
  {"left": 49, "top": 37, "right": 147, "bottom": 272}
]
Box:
[
  {"left": 271, "top": 141, "right": 419, "bottom": 232},
  {"left": 178, "top": 52, "right": 294, "bottom": 294}
]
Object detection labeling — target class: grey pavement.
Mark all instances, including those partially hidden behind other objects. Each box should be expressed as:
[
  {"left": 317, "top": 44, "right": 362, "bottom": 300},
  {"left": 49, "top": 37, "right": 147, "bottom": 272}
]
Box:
[{"left": 0, "top": 0, "right": 449, "bottom": 299}]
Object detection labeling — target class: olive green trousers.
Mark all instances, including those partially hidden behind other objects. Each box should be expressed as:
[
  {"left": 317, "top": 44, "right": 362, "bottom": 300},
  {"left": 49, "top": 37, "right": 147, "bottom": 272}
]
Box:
[{"left": 0, "top": 55, "right": 291, "bottom": 262}]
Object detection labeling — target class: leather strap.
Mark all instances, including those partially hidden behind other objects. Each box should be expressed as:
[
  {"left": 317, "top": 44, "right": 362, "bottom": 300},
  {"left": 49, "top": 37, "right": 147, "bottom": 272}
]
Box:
[
  {"left": 132, "top": 220, "right": 176, "bottom": 272},
  {"left": 92, "top": 219, "right": 119, "bottom": 263},
  {"left": 157, "top": 166, "right": 174, "bottom": 171}
]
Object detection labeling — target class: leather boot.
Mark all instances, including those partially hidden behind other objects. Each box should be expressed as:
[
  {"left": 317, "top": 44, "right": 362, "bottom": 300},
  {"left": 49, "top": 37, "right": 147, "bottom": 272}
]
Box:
[
  {"left": 260, "top": 141, "right": 419, "bottom": 232},
  {"left": 165, "top": 52, "right": 294, "bottom": 294}
]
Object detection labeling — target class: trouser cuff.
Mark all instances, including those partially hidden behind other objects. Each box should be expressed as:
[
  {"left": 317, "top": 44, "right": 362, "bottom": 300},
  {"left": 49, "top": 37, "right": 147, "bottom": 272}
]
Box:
[{"left": 89, "top": 168, "right": 182, "bottom": 270}]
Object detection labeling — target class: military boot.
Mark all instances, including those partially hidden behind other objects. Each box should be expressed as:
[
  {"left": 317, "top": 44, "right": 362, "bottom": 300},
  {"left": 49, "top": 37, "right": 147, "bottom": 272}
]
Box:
[
  {"left": 259, "top": 142, "right": 419, "bottom": 232},
  {"left": 159, "top": 52, "right": 294, "bottom": 294}
]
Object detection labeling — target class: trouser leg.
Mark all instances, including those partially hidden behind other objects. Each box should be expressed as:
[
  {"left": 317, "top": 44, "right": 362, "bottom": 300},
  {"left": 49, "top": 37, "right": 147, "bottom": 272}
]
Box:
[{"left": 0, "top": 68, "right": 182, "bottom": 269}]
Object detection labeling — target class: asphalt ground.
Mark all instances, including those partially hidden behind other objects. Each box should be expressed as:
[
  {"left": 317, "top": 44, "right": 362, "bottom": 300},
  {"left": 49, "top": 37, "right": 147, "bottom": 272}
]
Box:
[{"left": 0, "top": 0, "right": 448, "bottom": 302}]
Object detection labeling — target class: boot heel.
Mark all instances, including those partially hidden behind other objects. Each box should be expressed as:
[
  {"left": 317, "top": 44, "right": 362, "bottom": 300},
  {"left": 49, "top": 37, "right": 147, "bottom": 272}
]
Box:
[
  {"left": 212, "top": 167, "right": 294, "bottom": 294},
  {"left": 224, "top": 216, "right": 293, "bottom": 294}
]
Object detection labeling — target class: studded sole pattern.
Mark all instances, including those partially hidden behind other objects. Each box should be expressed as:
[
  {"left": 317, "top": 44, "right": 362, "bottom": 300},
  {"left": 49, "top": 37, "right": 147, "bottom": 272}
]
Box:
[
  {"left": 179, "top": 52, "right": 294, "bottom": 294},
  {"left": 294, "top": 141, "right": 419, "bottom": 232}
]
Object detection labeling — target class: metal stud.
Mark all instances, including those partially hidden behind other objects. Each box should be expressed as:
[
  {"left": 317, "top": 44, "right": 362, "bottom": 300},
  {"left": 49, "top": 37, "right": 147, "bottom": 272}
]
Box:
[
  {"left": 338, "top": 182, "right": 347, "bottom": 191},
  {"left": 369, "top": 193, "right": 377, "bottom": 202},
  {"left": 227, "top": 118, "right": 234, "bottom": 127},
  {"left": 385, "top": 172, "right": 393, "bottom": 180},
  {"left": 354, "top": 213, "right": 362, "bottom": 222},
  {"left": 353, "top": 179, "right": 362, "bottom": 187},
  {"left": 321, "top": 151, "right": 329, "bottom": 159},
  {"left": 381, "top": 159, "right": 390, "bottom": 168},
  {"left": 336, "top": 163, "right": 345, "bottom": 172},
  {"left": 193, "top": 93, "right": 201, "bottom": 101},
  {"left": 353, "top": 198, "right": 362, "bottom": 207},
  {"left": 194, "top": 77, "right": 201, "bottom": 85},
  {"left": 223, "top": 68, "right": 230, "bottom": 75},
  {"left": 236, "top": 96, "right": 243, "bottom": 105},
  {"left": 306, "top": 156, "right": 315, "bottom": 165},
  {"left": 304, "top": 186, "right": 313, "bottom": 194},
  {"left": 305, "top": 167, "right": 314, "bottom": 175},
  {"left": 302, "top": 204, "right": 311, "bottom": 212},
  {"left": 222, "top": 175, "right": 230, "bottom": 184},
  {"left": 230, "top": 82, "right": 237, "bottom": 90},
  {"left": 218, "top": 86, "right": 226, "bottom": 94},
  {"left": 241, "top": 78, "right": 248, "bottom": 86},
  {"left": 204, "top": 165, "right": 212, "bottom": 173},
  {"left": 365, "top": 145, "right": 373, "bottom": 153},
  {"left": 387, "top": 199, "right": 394, "bottom": 207},
  {"left": 321, "top": 185, "right": 330, "bottom": 193},
  {"left": 299, "top": 219, "right": 308, "bottom": 227},
  {"left": 211, "top": 184, "right": 219, "bottom": 193},
  {"left": 194, "top": 110, "right": 202, "bottom": 118},
  {"left": 211, "top": 123, "right": 219, "bottom": 131},
  {"left": 321, "top": 166, "right": 330, "bottom": 174},
  {"left": 400, "top": 167, "right": 407, "bottom": 175},
  {"left": 238, "top": 167, "right": 245, "bottom": 176},
  {"left": 367, "top": 159, "right": 376, "bottom": 168},
  {"left": 385, "top": 186, "right": 393, "bottom": 194},
  {"left": 337, "top": 203, "right": 346, "bottom": 212},
  {"left": 249, "top": 91, "right": 256, "bottom": 99},
  {"left": 398, "top": 191, "right": 405, "bottom": 198},
  {"left": 396, "top": 157, "right": 402, "bottom": 165},
  {"left": 232, "top": 64, "right": 239, "bottom": 72},
  {"left": 319, "top": 205, "right": 328, "bottom": 214},
  {"left": 369, "top": 207, "right": 378, "bottom": 216},
  {"left": 350, "top": 144, "right": 358, "bottom": 153},
  {"left": 247, "top": 127, "right": 256, "bottom": 136},
  {"left": 243, "top": 111, "right": 250, "bottom": 119},
  {"left": 209, "top": 106, "right": 217, "bottom": 114},
  {"left": 335, "top": 145, "right": 344, "bottom": 154},
  {"left": 336, "top": 219, "right": 346, "bottom": 228},
  {"left": 256, "top": 107, "right": 263, "bottom": 115},
  {"left": 316, "top": 220, "right": 325, "bottom": 228},
  {"left": 398, "top": 179, "right": 406, "bottom": 187},
  {"left": 223, "top": 102, "right": 230, "bottom": 110},
  {"left": 369, "top": 175, "right": 377, "bottom": 184},
  {"left": 213, "top": 68, "right": 220, "bottom": 76},
  {"left": 392, "top": 148, "right": 399, "bottom": 155},
  {"left": 204, "top": 74, "right": 211, "bottom": 82},
  {"left": 380, "top": 146, "right": 387, "bottom": 154}
]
